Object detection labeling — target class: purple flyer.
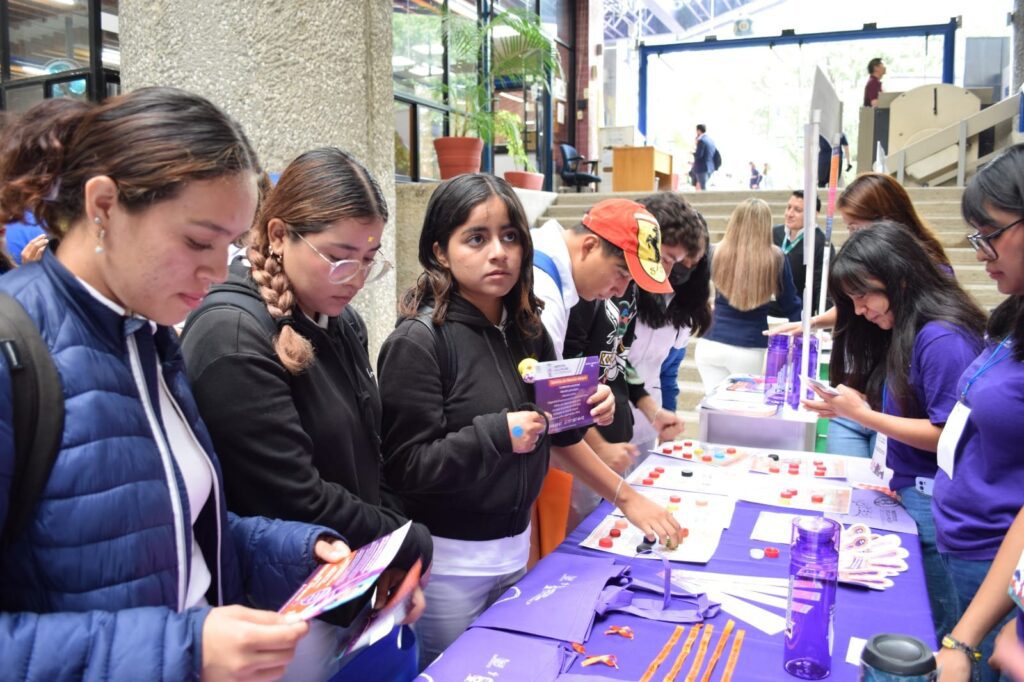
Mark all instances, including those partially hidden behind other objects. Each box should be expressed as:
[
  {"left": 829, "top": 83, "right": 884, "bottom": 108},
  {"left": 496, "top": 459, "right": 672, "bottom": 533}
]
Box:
[{"left": 532, "top": 356, "right": 600, "bottom": 434}]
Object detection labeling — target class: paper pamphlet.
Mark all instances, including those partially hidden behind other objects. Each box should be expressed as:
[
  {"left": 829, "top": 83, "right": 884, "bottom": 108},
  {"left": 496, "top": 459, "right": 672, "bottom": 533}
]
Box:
[
  {"left": 826, "top": 486, "right": 918, "bottom": 535},
  {"left": 531, "top": 356, "right": 600, "bottom": 434},
  {"left": 278, "top": 521, "right": 412, "bottom": 622}
]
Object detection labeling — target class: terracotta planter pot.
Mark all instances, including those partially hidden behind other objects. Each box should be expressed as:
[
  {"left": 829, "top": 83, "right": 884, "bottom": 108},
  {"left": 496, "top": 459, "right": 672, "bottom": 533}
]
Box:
[
  {"left": 433, "top": 137, "right": 484, "bottom": 179},
  {"left": 504, "top": 170, "right": 545, "bottom": 190}
]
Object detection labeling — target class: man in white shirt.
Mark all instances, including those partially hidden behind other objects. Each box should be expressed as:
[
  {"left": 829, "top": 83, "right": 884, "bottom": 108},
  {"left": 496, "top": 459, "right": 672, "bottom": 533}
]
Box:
[{"left": 531, "top": 198, "right": 673, "bottom": 357}]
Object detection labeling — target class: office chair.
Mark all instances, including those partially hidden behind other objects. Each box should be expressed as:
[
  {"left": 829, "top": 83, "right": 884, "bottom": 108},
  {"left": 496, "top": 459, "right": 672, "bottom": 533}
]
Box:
[{"left": 559, "top": 143, "right": 601, "bottom": 192}]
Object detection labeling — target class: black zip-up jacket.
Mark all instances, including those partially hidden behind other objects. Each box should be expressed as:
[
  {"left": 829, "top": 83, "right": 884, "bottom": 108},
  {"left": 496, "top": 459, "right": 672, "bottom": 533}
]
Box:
[
  {"left": 378, "top": 294, "right": 584, "bottom": 541},
  {"left": 180, "top": 263, "right": 431, "bottom": 575}
]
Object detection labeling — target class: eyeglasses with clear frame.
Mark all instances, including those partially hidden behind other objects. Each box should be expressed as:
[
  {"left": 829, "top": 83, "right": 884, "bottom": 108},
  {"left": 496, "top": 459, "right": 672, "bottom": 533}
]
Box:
[
  {"left": 967, "top": 217, "right": 1024, "bottom": 261},
  {"left": 295, "top": 232, "right": 392, "bottom": 284}
]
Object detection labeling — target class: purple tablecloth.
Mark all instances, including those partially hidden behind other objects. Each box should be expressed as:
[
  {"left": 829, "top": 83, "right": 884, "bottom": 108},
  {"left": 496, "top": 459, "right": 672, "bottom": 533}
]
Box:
[{"left": 424, "top": 495, "right": 935, "bottom": 681}]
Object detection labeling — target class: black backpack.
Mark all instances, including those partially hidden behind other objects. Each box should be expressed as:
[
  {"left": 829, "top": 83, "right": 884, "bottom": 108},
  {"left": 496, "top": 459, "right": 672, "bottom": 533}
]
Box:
[
  {"left": 0, "top": 293, "right": 64, "bottom": 545},
  {"left": 712, "top": 147, "right": 722, "bottom": 169}
]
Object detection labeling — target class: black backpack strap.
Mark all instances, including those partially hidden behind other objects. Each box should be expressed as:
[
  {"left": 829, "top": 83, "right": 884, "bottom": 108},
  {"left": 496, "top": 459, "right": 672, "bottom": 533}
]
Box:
[
  {"left": 0, "top": 293, "right": 64, "bottom": 544},
  {"left": 411, "top": 307, "right": 456, "bottom": 398},
  {"left": 180, "top": 281, "right": 279, "bottom": 341}
]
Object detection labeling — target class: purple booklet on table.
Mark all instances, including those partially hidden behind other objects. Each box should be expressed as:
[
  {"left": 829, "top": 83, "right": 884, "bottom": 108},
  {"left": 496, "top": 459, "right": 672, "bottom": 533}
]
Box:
[{"left": 531, "top": 356, "right": 600, "bottom": 434}]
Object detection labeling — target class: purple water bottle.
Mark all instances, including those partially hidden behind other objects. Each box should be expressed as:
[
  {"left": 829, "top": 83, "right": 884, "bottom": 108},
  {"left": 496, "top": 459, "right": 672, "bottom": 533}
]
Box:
[
  {"left": 784, "top": 516, "right": 840, "bottom": 680},
  {"left": 788, "top": 335, "right": 820, "bottom": 409},
  {"left": 764, "top": 335, "right": 790, "bottom": 405}
]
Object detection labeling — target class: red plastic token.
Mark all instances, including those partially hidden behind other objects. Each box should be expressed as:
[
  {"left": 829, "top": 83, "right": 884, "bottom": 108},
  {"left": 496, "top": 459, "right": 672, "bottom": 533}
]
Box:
[
  {"left": 649, "top": 471, "right": 661, "bottom": 479},
  {"left": 674, "top": 444, "right": 683, "bottom": 451},
  {"left": 780, "top": 490, "right": 794, "bottom": 499},
  {"left": 764, "top": 547, "right": 780, "bottom": 558},
  {"left": 814, "top": 470, "right": 826, "bottom": 477},
  {"left": 769, "top": 466, "right": 780, "bottom": 474},
  {"left": 609, "top": 528, "right": 622, "bottom": 537},
  {"left": 670, "top": 495, "right": 682, "bottom": 503},
  {"left": 642, "top": 478, "right": 654, "bottom": 486},
  {"left": 656, "top": 467, "right": 666, "bottom": 473},
  {"left": 726, "top": 448, "right": 737, "bottom": 454},
  {"left": 702, "top": 455, "right": 713, "bottom": 462},
  {"left": 683, "top": 452, "right": 693, "bottom": 460},
  {"left": 786, "top": 488, "right": 798, "bottom": 496},
  {"left": 811, "top": 494, "right": 825, "bottom": 503},
  {"left": 684, "top": 441, "right": 693, "bottom": 446},
  {"left": 599, "top": 537, "right": 614, "bottom": 548},
  {"left": 662, "top": 447, "right": 673, "bottom": 454},
  {"left": 814, "top": 460, "right": 824, "bottom": 466}
]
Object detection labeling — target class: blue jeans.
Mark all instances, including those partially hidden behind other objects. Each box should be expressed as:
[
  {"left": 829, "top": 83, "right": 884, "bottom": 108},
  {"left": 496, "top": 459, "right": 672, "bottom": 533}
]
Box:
[
  {"left": 826, "top": 417, "right": 876, "bottom": 458},
  {"left": 898, "top": 486, "right": 957, "bottom": 645},
  {"left": 941, "top": 553, "right": 1016, "bottom": 682}
]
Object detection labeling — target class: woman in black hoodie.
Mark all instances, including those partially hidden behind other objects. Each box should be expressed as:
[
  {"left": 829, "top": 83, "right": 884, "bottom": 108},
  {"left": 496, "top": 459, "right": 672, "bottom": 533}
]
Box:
[
  {"left": 378, "top": 173, "right": 682, "bottom": 667},
  {"left": 181, "top": 148, "right": 430, "bottom": 679}
]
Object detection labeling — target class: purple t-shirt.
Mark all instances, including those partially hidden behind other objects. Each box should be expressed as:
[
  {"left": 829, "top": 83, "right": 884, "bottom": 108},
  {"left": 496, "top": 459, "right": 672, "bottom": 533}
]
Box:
[
  {"left": 883, "top": 321, "right": 983, "bottom": 492},
  {"left": 934, "top": 339, "right": 1024, "bottom": 559}
]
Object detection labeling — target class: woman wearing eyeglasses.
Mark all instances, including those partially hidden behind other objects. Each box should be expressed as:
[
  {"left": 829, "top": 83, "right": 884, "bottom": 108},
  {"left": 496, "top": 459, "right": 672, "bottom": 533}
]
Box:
[
  {"left": 180, "top": 147, "right": 431, "bottom": 679},
  {"left": 929, "top": 144, "right": 1024, "bottom": 682}
]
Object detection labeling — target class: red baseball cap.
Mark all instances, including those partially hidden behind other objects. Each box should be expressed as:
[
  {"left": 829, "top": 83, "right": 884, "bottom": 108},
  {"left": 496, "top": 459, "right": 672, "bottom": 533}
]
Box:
[{"left": 581, "top": 199, "right": 672, "bottom": 294}]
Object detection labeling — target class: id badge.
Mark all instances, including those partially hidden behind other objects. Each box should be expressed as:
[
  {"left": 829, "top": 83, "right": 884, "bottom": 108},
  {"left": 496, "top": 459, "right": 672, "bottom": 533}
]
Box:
[
  {"left": 936, "top": 401, "right": 970, "bottom": 479},
  {"left": 870, "top": 433, "right": 893, "bottom": 487},
  {"left": 1010, "top": 548, "right": 1024, "bottom": 613}
]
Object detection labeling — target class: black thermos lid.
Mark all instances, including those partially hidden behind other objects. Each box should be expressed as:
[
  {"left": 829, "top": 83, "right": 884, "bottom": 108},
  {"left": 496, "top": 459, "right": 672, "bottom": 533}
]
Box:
[{"left": 861, "top": 634, "right": 936, "bottom": 675}]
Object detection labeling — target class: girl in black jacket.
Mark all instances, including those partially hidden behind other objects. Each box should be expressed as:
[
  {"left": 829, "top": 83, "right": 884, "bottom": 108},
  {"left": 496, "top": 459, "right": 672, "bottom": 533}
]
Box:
[
  {"left": 377, "top": 173, "right": 681, "bottom": 667},
  {"left": 180, "top": 148, "right": 430, "bottom": 678}
]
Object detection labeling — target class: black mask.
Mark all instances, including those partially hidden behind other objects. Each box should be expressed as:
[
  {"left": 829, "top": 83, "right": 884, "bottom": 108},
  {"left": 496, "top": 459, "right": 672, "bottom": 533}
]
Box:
[{"left": 669, "top": 264, "right": 693, "bottom": 286}]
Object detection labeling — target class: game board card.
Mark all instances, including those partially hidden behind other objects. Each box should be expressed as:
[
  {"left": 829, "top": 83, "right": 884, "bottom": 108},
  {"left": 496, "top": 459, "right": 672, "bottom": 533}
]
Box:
[
  {"left": 650, "top": 440, "right": 753, "bottom": 468},
  {"left": 611, "top": 486, "right": 737, "bottom": 529},
  {"left": 626, "top": 455, "right": 730, "bottom": 494},
  {"left": 748, "top": 452, "right": 847, "bottom": 479},
  {"left": 737, "top": 478, "right": 852, "bottom": 515},
  {"left": 580, "top": 512, "right": 723, "bottom": 564}
]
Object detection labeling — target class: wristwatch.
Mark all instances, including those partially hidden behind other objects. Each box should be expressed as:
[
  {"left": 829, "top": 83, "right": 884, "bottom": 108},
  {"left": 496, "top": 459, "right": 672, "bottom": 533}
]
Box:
[{"left": 941, "top": 634, "right": 982, "bottom": 662}]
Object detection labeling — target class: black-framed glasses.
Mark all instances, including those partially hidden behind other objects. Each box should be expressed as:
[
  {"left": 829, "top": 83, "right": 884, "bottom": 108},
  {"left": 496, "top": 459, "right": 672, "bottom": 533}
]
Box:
[
  {"left": 967, "top": 217, "right": 1024, "bottom": 261},
  {"left": 295, "top": 233, "right": 392, "bottom": 284}
]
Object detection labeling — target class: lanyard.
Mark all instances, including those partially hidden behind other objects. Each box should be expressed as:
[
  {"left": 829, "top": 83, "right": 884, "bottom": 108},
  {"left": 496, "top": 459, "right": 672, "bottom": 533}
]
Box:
[
  {"left": 961, "top": 338, "right": 1012, "bottom": 402},
  {"left": 781, "top": 230, "right": 804, "bottom": 254}
]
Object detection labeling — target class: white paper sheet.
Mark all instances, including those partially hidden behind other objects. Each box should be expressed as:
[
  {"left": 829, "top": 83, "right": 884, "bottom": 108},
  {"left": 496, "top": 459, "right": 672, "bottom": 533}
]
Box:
[
  {"left": 826, "top": 487, "right": 919, "bottom": 535},
  {"left": 750, "top": 511, "right": 818, "bottom": 544}
]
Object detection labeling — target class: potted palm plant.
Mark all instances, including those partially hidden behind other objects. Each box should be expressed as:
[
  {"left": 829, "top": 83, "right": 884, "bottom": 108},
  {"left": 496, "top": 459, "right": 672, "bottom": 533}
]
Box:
[
  {"left": 434, "top": 8, "right": 562, "bottom": 181},
  {"left": 495, "top": 109, "right": 544, "bottom": 190}
]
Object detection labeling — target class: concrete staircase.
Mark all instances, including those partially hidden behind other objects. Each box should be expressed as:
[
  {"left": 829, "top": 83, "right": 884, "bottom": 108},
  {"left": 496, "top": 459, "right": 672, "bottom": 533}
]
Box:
[{"left": 537, "top": 187, "right": 1003, "bottom": 437}]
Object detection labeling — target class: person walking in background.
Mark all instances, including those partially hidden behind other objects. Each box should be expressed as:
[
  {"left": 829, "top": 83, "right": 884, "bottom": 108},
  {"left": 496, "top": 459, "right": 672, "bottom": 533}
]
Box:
[
  {"left": 864, "top": 57, "right": 886, "bottom": 107},
  {"left": 692, "top": 124, "right": 717, "bottom": 191},
  {"left": 694, "top": 198, "right": 801, "bottom": 392},
  {"left": 749, "top": 162, "right": 762, "bottom": 189}
]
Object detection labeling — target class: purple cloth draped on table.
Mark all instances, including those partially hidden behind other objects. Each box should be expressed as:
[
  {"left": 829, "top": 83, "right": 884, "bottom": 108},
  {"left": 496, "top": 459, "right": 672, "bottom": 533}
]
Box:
[{"left": 417, "top": 628, "right": 575, "bottom": 681}]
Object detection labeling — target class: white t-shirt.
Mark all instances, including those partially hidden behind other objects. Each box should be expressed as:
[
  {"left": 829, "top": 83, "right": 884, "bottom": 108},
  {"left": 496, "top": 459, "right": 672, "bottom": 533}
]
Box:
[
  {"left": 530, "top": 219, "right": 579, "bottom": 358},
  {"left": 628, "top": 304, "right": 691, "bottom": 447}
]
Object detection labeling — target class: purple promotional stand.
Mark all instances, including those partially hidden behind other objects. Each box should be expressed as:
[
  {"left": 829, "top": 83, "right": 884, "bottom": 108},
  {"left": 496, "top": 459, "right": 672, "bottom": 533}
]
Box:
[{"left": 424, "top": 488, "right": 935, "bottom": 681}]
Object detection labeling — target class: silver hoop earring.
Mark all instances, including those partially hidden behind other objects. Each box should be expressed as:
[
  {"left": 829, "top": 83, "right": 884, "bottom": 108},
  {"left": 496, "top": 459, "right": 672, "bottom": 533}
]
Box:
[{"left": 94, "top": 220, "right": 105, "bottom": 254}]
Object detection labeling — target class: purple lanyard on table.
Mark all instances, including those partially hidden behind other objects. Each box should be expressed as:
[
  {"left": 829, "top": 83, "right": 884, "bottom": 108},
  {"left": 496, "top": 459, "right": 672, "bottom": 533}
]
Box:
[{"left": 961, "top": 338, "right": 1012, "bottom": 404}]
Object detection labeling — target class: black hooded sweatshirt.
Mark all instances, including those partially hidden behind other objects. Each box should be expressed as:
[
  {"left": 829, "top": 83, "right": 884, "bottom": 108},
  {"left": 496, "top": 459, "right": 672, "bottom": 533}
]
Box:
[{"left": 378, "top": 294, "right": 584, "bottom": 541}]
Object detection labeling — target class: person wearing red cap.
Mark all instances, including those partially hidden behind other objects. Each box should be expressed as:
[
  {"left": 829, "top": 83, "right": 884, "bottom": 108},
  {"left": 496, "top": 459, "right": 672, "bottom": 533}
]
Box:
[
  {"left": 531, "top": 197, "right": 673, "bottom": 359},
  {"left": 531, "top": 198, "right": 676, "bottom": 532}
]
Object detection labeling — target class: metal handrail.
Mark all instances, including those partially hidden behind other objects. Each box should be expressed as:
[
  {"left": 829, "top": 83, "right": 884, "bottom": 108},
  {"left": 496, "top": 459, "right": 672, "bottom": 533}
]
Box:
[{"left": 885, "top": 93, "right": 1020, "bottom": 186}]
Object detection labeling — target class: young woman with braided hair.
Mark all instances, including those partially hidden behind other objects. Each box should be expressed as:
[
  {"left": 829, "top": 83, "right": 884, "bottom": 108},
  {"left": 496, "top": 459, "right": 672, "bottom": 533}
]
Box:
[{"left": 180, "top": 147, "right": 430, "bottom": 679}]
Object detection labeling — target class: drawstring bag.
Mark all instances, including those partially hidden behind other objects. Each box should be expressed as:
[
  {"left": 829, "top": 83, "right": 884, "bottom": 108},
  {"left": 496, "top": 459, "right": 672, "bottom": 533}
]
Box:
[{"left": 417, "top": 628, "right": 575, "bottom": 681}]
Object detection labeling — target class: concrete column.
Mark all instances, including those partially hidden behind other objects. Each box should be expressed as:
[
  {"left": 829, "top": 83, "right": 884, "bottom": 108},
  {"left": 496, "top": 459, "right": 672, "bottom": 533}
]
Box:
[{"left": 119, "top": 0, "right": 397, "bottom": 356}]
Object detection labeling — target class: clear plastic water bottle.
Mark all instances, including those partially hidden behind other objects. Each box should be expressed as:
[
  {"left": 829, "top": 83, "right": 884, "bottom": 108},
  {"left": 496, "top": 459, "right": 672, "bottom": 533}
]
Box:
[
  {"left": 764, "top": 335, "right": 790, "bottom": 406},
  {"left": 787, "top": 335, "right": 820, "bottom": 409},
  {"left": 784, "top": 516, "right": 840, "bottom": 679}
]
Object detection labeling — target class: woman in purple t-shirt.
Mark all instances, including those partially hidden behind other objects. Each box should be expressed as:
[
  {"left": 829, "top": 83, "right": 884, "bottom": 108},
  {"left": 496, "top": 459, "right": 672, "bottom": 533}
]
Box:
[
  {"left": 933, "top": 144, "right": 1024, "bottom": 682},
  {"left": 803, "top": 221, "right": 986, "bottom": 645}
]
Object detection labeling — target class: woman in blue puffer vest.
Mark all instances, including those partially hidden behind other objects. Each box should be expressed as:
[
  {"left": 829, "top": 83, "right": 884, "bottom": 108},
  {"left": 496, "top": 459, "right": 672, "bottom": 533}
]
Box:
[{"left": 0, "top": 88, "right": 350, "bottom": 681}]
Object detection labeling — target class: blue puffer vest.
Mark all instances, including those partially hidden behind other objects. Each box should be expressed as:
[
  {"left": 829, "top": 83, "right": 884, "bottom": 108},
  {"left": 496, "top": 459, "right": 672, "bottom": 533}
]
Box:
[{"left": 0, "top": 250, "right": 329, "bottom": 681}]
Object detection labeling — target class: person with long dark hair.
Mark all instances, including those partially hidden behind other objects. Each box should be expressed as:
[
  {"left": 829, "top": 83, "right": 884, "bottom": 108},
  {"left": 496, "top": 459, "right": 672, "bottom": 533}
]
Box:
[
  {"left": 803, "top": 221, "right": 986, "bottom": 646},
  {"left": 930, "top": 144, "right": 1024, "bottom": 682},
  {"left": 628, "top": 192, "right": 712, "bottom": 450},
  {"left": 377, "top": 174, "right": 681, "bottom": 668},
  {"left": 0, "top": 88, "right": 352, "bottom": 680}
]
